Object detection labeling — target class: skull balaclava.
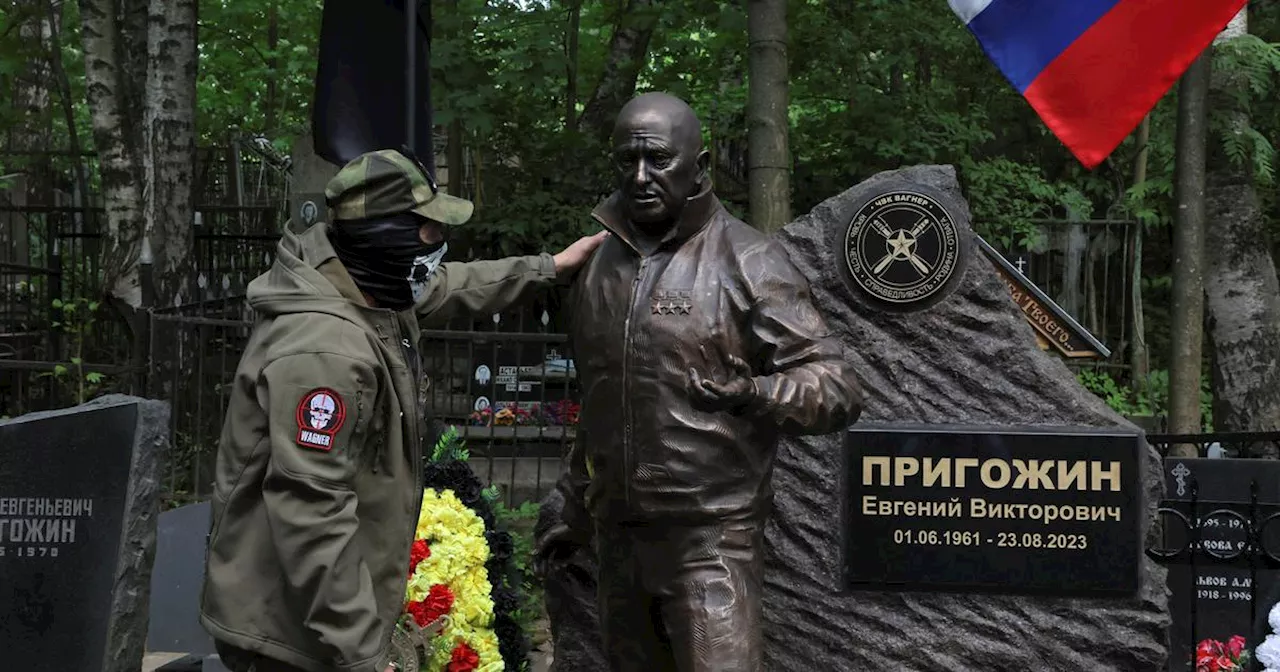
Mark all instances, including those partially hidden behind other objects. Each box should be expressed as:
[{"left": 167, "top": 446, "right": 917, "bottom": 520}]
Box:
[{"left": 328, "top": 212, "right": 447, "bottom": 311}]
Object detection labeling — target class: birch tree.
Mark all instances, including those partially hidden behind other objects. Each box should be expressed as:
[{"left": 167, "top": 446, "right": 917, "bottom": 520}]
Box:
[
  {"left": 1204, "top": 5, "right": 1280, "bottom": 453},
  {"left": 78, "top": 0, "right": 197, "bottom": 310},
  {"left": 746, "top": 0, "right": 789, "bottom": 232}
]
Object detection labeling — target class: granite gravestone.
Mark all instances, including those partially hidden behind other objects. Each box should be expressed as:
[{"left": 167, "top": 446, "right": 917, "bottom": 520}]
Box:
[
  {"left": 147, "top": 500, "right": 217, "bottom": 660},
  {"left": 538, "top": 164, "right": 1170, "bottom": 671},
  {"left": 1158, "top": 457, "right": 1280, "bottom": 672},
  {"left": 0, "top": 395, "right": 169, "bottom": 672}
]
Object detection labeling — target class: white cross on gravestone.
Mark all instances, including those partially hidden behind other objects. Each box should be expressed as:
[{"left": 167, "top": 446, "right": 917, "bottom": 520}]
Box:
[
  {"left": 1171, "top": 462, "right": 1190, "bottom": 497},
  {"left": 1014, "top": 257, "right": 1027, "bottom": 275}
]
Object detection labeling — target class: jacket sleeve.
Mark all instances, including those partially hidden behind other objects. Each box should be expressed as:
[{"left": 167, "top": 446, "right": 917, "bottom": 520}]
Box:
[
  {"left": 740, "top": 240, "right": 864, "bottom": 435},
  {"left": 258, "top": 351, "right": 388, "bottom": 672},
  {"left": 413, "top": 253, "right": 561, "bottom": 327}
]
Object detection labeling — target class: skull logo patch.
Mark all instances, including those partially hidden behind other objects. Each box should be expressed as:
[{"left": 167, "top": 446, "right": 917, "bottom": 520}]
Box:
[{"left": 295, "top": 388, "right": 346, "bottom": 451}]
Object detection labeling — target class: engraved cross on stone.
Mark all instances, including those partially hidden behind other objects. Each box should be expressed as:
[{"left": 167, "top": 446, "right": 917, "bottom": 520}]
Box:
[{"left": 1015, "top": 257, "right": 1027, "bottom": 275}]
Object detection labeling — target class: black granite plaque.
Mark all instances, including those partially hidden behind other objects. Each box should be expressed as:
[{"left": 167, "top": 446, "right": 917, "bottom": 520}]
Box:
[
  {"left": 843, "top": 424, "right": 1144, "bottom": 596},
  {"left": 0, "top": 396, "right": 167, "bottom": 672},
  {"left": 1159, "top": 457, "right": 1280, "bottom": 672},
  {"left": 147, "top": 501, "right": 217, "bottom": 657}
]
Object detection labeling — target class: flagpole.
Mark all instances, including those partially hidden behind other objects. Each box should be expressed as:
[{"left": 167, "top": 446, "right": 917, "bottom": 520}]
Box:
[{"left": 405, "top": 0, "right": 417, "bottom": 151}]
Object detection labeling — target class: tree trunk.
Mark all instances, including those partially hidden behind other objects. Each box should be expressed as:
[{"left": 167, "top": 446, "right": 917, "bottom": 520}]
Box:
[
  {"left": 2, "top": 0, "right": 54, "bottom": 274},
  {"left": 564, "top": 0, "right": 582, "bottom": 133},
  {"left": 143, "top": 0, "right": 198, "bottom": 306},
  {"left": 46, "top": 0, "right": 90, "bottom": 226},
  {"left": 79, "top": 0, "right": 148, "bottom": 307},
  {"left": 1130, "top": 115, "right": 1151, "bottom": 395},
  {"left": 1204, "top": 7, "right": 1280, "bottom": 453},
  {"left": 576, "top": 0, "right": 659, "bottom": 141},
  {"left": 79, "top": 0, "right": 197, "bottom": 309},
  {"left": 446, "top": 0, "right": 465, "bottom": 197},
  {"left": 746, "top": 0, "right": 790, "bottom": 233},
  {"left": 1167, "top": 50, "right": 1212, "bottom": 451},
  {"left": 265, "top": 3, "right": 279, "bottom": 134}
]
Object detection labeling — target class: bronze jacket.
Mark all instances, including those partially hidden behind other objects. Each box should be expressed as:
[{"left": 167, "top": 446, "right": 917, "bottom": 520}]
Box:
[
  {"left": 559, "top": 186, "right": 862, "bottom": 532},
  {"left": 200, "top": 221, "right": 560, "bottom": 672}
]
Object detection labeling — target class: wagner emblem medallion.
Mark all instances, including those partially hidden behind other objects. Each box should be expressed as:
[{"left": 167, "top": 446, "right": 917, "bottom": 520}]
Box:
[{"left": 842, "top": 189, "right": 963, "bottom": 309}]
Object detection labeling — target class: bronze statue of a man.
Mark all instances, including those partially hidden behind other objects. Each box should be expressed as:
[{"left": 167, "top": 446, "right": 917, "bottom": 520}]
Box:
[{"left": 538, "top": 92, "right": 863, "bottom": 671}]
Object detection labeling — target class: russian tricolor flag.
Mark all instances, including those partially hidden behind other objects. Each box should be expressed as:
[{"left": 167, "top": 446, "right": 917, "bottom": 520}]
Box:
[{"left": 951, "top": 0, "right": 1247, "bottom": 169}]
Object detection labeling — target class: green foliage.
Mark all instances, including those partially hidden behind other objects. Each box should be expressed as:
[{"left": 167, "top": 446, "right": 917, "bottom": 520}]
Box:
[
  {"left": 197, "top": 0, "right": 324, "bottom": 141},
  {"left": 1210, "top": 33, "right": 1280, "bottom": 184},
  {"left": 40, "top": 297, "right": 108, "bottom": 405},
  {"left": 491, "top": 498, "right": 545, "bottom": 638},
  {"left": 430, "top": 424, "right": 469, "bottom": 463},
  {"left": 1076, "top": 368, "right": 1214, "bottom": 431},
  {"left": 959, "top": 157, "right": 1091, "bottom": 247}
]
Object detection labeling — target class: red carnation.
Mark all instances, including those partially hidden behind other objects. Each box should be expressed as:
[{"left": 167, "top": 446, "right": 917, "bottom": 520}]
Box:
[
  {"left": 447, "top": 642, "right": 480, "bottom": 672},
  {"left": 1227, "top": 635, "right": 1245, "bottom": 658},
  {"left": 409, "top": 539, "right": 431, "bottom": 574},
  {"left": 406, "top": 584, "right": 455, "bottom": 627}
]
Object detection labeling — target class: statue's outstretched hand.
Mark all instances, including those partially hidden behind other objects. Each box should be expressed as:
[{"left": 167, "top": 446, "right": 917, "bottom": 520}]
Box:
[{"left": 688, "top": 352, "right": 757, "bottom": 414}]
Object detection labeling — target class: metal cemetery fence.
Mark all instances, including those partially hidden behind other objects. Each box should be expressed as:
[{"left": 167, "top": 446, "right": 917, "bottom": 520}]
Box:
[
  {"left": 1146, "top": 432, "right": 1280, "bottom": 672},
  {"left": 146, "top": 299, "right": 576, "bottom": 508}
]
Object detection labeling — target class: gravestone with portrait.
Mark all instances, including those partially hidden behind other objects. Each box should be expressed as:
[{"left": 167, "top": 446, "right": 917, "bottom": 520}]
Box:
[
  {"left": 538, "top": 164, "right": 1170, "bottom": 670},
  {"left": 0, "top": 394, "right": 169, "bottom": 672}
]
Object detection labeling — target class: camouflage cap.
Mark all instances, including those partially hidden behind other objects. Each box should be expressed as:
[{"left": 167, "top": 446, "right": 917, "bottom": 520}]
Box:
[{"left": 324, "top": 149, "right": 473, "bottom": 226}]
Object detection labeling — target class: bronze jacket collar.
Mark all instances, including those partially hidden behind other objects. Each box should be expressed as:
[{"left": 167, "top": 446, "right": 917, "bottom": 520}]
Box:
[{"left": 590, "top": 183, "right": 720, "bottom": 254}]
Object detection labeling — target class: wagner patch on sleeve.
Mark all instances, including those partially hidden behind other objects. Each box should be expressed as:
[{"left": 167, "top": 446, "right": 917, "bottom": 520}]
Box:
[{"left": 295, "top": 388, "right": 347, "bottom": 451}]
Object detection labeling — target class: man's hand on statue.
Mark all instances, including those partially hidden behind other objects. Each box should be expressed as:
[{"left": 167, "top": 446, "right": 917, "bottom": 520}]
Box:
[
  {"left": 553, "top": 230, "right": 609, "bottom": 274},
  {"left": 688, "top": 353, "right": 758, "bottom": 413}
]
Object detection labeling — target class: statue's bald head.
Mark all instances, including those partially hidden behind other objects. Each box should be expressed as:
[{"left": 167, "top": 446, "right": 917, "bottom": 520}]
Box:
[
  {"left": 614, "top": 92, "right": 704, "bottom": 155},
  {"left": 610, "top": 92, "right": 710, "bottom": 227}
]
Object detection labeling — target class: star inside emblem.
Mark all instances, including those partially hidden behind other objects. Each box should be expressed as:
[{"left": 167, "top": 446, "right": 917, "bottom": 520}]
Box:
[{"left": 887, "top": 230, "right": 915, "bottom": 257}]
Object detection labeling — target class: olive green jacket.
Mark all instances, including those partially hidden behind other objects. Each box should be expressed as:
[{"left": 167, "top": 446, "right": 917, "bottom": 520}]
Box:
[{"left": 199, "top": 221, "right": 560, "bottom": 672}]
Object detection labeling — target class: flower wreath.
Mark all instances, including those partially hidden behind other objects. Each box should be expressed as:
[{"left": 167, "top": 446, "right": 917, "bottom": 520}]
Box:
[
  {"left": 1197, "top": 635, "right": 1250, "bottom": 672},
  {"left": 401, "top": 427, "right": 530, "bottom": 671},
  {"left": 1256, "top": 601, "right": 1280, "bottom": 672}
]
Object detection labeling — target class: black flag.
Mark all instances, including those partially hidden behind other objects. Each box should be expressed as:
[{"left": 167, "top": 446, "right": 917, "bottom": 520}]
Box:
[{"left": 312, "top": 0, "right": 434, "bottom": 170}]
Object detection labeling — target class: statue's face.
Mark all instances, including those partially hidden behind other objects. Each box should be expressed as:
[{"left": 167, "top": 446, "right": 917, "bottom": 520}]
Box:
[{"left": 611, "top": 107, "right": 705, "bottom": 226}]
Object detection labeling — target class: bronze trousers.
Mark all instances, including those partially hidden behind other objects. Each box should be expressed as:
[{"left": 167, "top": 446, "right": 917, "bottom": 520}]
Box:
[
  {"left": 595, "top": 520, "right": 765, "bottom": 672},
  {"left": 214, "top": 641, "right": 311, "bottom": 672}
]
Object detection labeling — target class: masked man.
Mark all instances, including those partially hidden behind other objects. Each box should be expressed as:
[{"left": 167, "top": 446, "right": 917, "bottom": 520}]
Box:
[
  {"left": 200, "top": 148, "right": 607, "bottom": 672},
  {"left": 536, "top": 92, "right": 863, "bottom": 671}
]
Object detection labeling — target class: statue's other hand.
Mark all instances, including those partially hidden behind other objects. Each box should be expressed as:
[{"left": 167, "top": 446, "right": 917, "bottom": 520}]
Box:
[{"left": 688, "top": 355, "right": 757, "bottom": 413}]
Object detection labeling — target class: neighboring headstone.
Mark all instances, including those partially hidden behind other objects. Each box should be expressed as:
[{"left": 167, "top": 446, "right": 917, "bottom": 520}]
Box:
[
  {"left": 147, "top": 501, "right": 217, "bottom": 658},
  {"left": 1159, "top": 457, "right": 1280, "bottom": 672},
  {"left": 539, "top": 165, "right": 1170, "bottom": 670},
  {"left": 288, "top": 134, "right": 340, "bottom": 232},
  {"left": 0, "top": 394, "right": 169, "bottom": 672}
]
